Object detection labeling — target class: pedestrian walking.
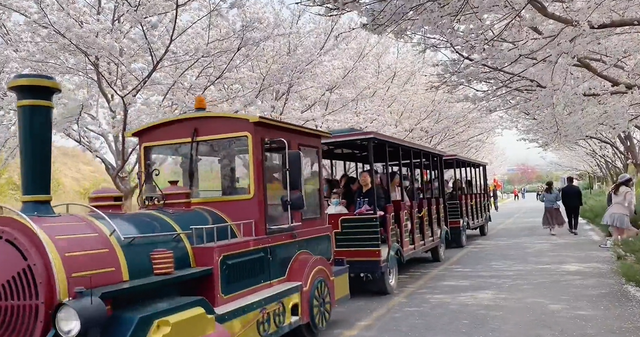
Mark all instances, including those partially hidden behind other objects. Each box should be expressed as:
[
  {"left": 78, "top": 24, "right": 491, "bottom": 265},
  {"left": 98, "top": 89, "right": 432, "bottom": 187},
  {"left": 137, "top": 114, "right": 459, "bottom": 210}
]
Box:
[
  {"left": 492, "top": 184, "right": 499, "bottom": 212},
  {"left": 513, "top": 187, "right": 519, "bottom": 201},
  {"left": 599, "top": 174, "right": 638, "bottom": 248},
  {"left": 522, "top": 186, "right": 527, "bottom": 199},
  {"left": 560, "top": 176, "right": 583, "bottom": 235},
  {"left": 539, "top": 181, "right": 566, "bottom": 236}
]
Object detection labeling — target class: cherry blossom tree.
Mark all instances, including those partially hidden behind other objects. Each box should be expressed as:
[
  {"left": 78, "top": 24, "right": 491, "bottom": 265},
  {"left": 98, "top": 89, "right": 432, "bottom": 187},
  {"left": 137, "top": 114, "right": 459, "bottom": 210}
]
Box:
[
  {"left": 304, "top": 0, "right": 640, "bottom": 174},
  {"left": 0, "top": 24, "right": 18, "bottom": 174},
  {"left": 0, "top": 0, "right": 503, "bottom": 205},
  {"left": 1, "top": 0, "right": 254, "bottom": 205}
]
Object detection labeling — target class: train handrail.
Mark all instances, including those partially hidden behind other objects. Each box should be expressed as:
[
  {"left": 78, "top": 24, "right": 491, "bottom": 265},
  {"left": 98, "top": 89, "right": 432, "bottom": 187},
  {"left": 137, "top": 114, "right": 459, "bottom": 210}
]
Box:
[
  {"left": 191, "top": 220, "right": 255, "bottom": 246},
  {"left": 52, "top": 202, "right": 125, "bottom": 240},
  {"left": 0, "top": 203, "right": 63, "bottom": 300},
  {"left": 52, "top": 203, "right": 192, "bottom": 243}
]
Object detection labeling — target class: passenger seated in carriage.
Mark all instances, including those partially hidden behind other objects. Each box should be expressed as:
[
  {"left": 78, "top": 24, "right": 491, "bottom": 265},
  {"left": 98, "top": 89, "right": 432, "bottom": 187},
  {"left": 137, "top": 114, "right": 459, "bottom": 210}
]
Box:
[
  {"left": 340, "top": 176, "right": 359, "bottom": 211},
  {"left": 388, "top": 171, "right": 411, "bottom": 207},
  {"left": 326, "top": 191, "right": 349, "bottom": 214},
  {"left": 354, "top": 170, "right": 386, "bottom": 214},
  {"left": 447, "top": 179, "right": 465, "bottom": 202}
]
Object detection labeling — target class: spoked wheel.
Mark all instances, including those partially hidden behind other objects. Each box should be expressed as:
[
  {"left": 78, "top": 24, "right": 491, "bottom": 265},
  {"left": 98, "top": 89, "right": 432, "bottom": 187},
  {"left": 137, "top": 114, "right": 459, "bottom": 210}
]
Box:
[
  {"left": 374, "top": 260, "right": 398, "bottom": 295},
  {"left": 291, "top": 277, "right": 332, "bottom": 337},
  {"left": 430, "top": 231, "right": 446, "bottom": 262},
  {"left": 479, "top": 220, "right": 489, "bottom": 236}
]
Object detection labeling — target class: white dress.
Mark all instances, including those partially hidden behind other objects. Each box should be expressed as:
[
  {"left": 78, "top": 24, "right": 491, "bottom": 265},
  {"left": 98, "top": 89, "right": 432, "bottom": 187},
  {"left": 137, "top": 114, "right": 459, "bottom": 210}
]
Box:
[{"left": 602, "top": 186, "right": 635, "bottom": 230}]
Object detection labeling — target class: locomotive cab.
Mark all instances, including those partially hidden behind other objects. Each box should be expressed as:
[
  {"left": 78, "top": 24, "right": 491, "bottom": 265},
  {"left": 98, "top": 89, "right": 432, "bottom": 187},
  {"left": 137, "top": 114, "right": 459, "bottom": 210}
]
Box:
[{"left": 124, "top": 97, "right": 350, "bottom": 336}]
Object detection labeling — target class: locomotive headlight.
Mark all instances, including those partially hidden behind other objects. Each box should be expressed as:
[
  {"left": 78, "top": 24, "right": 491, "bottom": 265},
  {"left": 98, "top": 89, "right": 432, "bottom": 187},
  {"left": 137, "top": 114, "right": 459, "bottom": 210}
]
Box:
[
  {"left": 55, "top": 305, "right": 81, "bottom": 337},
  {"left": 54, "top": 294, "right": 107, "bottom": 337}
]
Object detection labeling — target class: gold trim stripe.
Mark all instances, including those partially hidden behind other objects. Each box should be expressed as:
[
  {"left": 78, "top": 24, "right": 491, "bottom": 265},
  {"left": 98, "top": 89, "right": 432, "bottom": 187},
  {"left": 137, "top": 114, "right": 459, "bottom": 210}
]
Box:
[
  {"left": 55, "top": 233, "right": 99, "bottom": 239},
  {"left": 71, "top": 268, "right": 115, "bottom": 277},
  {"left": 8, "top": 215, "right": 69, "bottom": 300},
  {"left": 125, "top": 112, "right": 331, "bottom": 138},
  {"left": 89, "top": 193, "right": 124, "bottom": 198},
  {"left": 65, "top": 249, "right": 110, "bottom": 256},
  {"left": 42, "top": 222, "right": 86, "bottom": 227},
  {"left": 21, "top": 195, "right": 52, "bottom": 202},
  {"left": 151, "top": 255, "right": 174, "bottom": 263},
  {"left": 7, "top": 78, "right": 62, "bottom": 91},
  {"left": 88, "top": 201, "right": 123, "bottom": 207},
  {"left": 152, "top": 263, "right": 175, "bottom": 269},
  {"left": 16, "top": 100, "right": 54, "bottom": 108},
  {"left": 83, "top": 215, "right": 130, "bottom": 281},
  {"left": 146, "top": 211, "right": 195, "bottom": 267}
]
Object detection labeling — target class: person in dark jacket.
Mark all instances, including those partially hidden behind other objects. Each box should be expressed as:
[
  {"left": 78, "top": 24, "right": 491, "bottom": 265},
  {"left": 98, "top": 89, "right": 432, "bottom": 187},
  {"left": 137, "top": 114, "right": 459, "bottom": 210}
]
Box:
[
  {"left": 560, "top": 176, "right": 583, "bottom": 235},
  {"left": 354, "top": 170, "right": 386, "bottom": 212}
]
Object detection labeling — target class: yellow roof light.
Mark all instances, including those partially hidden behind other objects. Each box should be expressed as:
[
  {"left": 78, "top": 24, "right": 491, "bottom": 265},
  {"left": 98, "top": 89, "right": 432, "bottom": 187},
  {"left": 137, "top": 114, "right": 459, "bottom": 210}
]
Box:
[{"left": 194, "top": 96, "right": 207, "bottom": 110}]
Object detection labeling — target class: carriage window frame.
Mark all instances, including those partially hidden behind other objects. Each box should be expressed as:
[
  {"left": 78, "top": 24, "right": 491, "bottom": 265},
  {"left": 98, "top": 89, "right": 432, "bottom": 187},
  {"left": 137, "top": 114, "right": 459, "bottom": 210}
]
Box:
[{"left": 141, "top": 132, "right": 254, "bottom": 203}]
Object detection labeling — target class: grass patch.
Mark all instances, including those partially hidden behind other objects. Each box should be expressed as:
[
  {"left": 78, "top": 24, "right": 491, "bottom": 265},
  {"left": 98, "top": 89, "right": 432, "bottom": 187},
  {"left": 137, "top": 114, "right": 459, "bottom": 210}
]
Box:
[
  {"left": 619, "top": 261, "right": 640, "bottom": 287},
  {"left": 0, "top": 145, "right": 114, "bottom": 208},
  {"left": 580, "top": 191, "right": 609, "bottom": 233},
  {"left": 581, "top": 189, "right": 640, "bottom": 286}
]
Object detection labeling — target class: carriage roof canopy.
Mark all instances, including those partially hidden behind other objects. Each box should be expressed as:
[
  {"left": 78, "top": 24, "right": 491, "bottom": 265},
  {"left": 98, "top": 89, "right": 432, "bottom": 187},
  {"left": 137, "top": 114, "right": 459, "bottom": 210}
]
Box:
[
  {"left": 126, "top": 112, "right": 332, "bottom": 138},
  {"left": 443, "top": 154, "right": 488, "bottom": 169},
  {"left": 322, "top": 130, "right": 446, "bottom": 165}
]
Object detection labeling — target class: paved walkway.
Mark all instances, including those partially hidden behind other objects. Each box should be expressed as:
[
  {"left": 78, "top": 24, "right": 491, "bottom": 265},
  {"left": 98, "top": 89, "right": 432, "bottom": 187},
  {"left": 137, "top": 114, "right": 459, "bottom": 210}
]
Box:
[{"left": 318, "top": 195, "right": 640, "bottom": 337}]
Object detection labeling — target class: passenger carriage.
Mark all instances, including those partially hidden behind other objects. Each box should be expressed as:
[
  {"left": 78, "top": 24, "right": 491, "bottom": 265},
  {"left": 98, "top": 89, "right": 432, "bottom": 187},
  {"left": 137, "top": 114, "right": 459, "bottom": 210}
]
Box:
[
  {"left": 0, "top": 75, "right": 348, "bottom": 337},
  {"left": 442, "top": 155, "right": 491, "bottom": 247},
  {"left": 321, "top": 129, "right": 447, "bottom": 295}
]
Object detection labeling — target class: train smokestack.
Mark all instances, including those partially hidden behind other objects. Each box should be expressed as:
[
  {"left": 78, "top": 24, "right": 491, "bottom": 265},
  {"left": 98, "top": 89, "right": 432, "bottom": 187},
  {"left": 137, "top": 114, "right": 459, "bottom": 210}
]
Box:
[{"left": 7, "top": 74, "right": 61, "bottom": 216}]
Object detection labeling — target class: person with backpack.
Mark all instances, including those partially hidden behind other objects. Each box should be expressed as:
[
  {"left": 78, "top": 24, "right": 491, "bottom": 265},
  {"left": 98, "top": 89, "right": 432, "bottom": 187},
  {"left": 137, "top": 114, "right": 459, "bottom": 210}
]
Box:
[{"left": 600, "top": 174, "right": 638, "bottom": 248}]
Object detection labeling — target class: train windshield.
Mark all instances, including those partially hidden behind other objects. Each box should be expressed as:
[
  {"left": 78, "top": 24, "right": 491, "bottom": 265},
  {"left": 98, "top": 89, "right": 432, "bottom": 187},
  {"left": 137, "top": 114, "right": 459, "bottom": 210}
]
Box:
[{"left": 143, "top": 135, "right": 252, "bottom": 200}]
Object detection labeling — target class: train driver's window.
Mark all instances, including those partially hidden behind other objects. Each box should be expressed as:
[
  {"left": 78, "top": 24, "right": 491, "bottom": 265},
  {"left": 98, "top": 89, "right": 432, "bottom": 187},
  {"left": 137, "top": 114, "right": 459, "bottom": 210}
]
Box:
[
  {"left": 264, "top": 141, "right": 287, "bottom": 227},
  {"left": 300, "top": 146, "right": 321, "bottom": 219},
  {"left": 143, "top": 136, "right": 251, "bottom": 199}
]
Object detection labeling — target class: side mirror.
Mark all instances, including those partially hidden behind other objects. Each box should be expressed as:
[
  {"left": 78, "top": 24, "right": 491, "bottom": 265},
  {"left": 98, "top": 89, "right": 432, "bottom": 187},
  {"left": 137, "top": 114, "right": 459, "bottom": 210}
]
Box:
[
  {"left": 282, "top": 150, "right": 303, "bottom": 191},
  {"left": 281, "top": 191, "right": 305, "bottom": 212}
]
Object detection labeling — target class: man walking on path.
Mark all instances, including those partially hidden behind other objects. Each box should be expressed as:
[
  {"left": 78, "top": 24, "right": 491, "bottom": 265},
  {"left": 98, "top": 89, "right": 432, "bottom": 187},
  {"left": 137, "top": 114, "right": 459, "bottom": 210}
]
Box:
[
  {"left": 513, "top": 187, "right": 519, "bottom": 201},
  {"left": 521, "top": 186, "right": 527, "bottom": 199},
  {"left": 560, "top": 176, "right": 583, "bottom": 235}
]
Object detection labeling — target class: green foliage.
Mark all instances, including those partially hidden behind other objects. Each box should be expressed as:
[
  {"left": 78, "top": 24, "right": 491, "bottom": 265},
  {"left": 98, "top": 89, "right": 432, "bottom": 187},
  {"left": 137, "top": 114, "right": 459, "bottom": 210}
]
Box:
[
  {"left": 619, "top": 261, "right": 640, "bottom": 287},
  {"left": 580, "top": 191, "right": 609, "bottom": 233}
]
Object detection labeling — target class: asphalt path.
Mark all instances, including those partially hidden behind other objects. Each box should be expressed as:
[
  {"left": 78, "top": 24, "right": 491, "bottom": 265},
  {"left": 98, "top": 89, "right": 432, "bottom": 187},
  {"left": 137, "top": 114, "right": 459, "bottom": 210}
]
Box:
[{"left": 316, "top": 194, "right": 640, "bottom": 337}]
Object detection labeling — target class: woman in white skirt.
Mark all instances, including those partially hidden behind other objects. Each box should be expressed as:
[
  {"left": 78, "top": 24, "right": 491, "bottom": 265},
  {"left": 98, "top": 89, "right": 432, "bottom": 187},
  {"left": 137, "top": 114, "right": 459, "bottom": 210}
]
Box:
[{"left": 600, "top": 173, "right": 638, "bottom": 248}]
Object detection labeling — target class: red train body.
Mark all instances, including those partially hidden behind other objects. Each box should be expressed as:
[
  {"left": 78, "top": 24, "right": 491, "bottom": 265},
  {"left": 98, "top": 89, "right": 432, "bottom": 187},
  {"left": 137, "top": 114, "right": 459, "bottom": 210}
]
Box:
[{"left": 0, "top": 75, "right": 349, "bottom": 337}]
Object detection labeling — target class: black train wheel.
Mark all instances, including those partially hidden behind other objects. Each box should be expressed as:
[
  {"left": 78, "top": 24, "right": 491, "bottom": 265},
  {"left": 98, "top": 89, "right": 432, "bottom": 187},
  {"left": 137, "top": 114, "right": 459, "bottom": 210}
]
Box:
[
  {"left": 256, "top": 308, "right": 271, "bottom": 337},
  {"left": 272, "top": 301, "right": 286, "bottom": 328}
]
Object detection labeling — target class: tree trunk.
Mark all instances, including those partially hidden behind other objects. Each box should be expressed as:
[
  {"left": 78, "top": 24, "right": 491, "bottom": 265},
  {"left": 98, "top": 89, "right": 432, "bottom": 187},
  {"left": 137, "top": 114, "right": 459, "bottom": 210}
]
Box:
[{"left": 109, "top": 171, "right": 138, "bottom": 212}]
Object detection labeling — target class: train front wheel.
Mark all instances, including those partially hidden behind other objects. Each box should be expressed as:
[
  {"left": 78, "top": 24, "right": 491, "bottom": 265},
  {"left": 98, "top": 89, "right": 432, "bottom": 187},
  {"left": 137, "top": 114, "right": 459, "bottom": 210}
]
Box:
[{"left": 291, "top": 277, "right": 332, "bottom": 337}]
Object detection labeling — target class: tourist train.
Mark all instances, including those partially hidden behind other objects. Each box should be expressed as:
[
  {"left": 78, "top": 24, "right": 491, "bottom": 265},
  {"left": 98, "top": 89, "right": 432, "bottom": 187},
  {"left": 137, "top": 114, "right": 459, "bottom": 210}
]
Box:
[{"left": 0, "top": 74, "right": 490, "bottom": 337}]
